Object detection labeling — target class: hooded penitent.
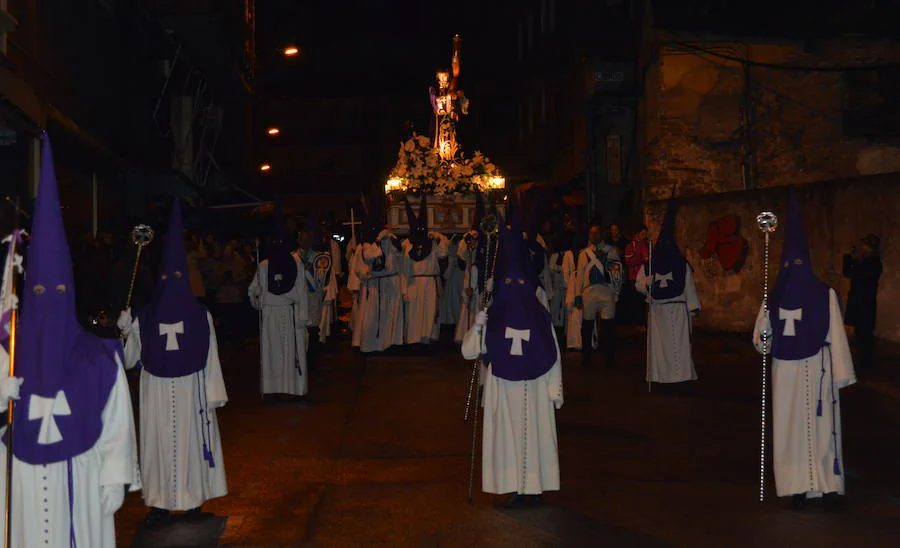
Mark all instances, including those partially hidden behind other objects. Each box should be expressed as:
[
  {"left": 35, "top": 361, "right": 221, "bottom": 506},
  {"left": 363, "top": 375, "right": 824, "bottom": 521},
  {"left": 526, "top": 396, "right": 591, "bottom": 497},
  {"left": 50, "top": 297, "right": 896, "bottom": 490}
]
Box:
[
  {"left": 138, "top": 198, "right": 210, "bottom": 378},
  {"left": 6, "top": 133, "right": 118, "bottom": 465},
  {"left": 268, "top": 201, "right": 298, "bottom": 296},
  {"left": 405, "top": 195, "right": 431, "bottom": 261},
  {"left": 485, "top": 209, "right": 558, "bottom": 382},
  {"left": 646, "top": 197, "right": 687, "bottom": 300},
  {"left": 768, "top": 192, "right": 830, "bottom": 361}
]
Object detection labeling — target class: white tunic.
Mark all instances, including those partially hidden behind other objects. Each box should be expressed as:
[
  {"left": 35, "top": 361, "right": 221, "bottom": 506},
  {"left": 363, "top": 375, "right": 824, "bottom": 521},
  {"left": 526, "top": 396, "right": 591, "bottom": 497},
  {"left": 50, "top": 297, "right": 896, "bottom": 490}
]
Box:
[
  {"left": 753, "top": 289, "right": 856, "bottom": 497},
  {"left": 347, "top": 244, "right": 368, "bottom": 348},
  {"left": 358, "top": 234, "right": 405, "bottom": 352},
  {"left": 548, "top": 252, "right": 566, "bottom": 327},
  {"left": 440, "top": 238, "right": 465, "bottom": 325},
  {"left": 249, "top": 259, "right": 309, "bottom": 396},
  {"left": 461, "top": 288, "right": 563, "bottom": 495},
  {"left": 0, "top": 351, "right": 140, "bottom": 548},
  {"left": 124, "top": 313, "right": 228, "bottom": 511},
  {"left": 636, "top": 264, "right": 700, "bottom": 384},
  {"left": 402, "top": 234, "right": 449, "bottom": 344},
  {"left": 454, "top": 237, "right": 480, "bottom": 344}
]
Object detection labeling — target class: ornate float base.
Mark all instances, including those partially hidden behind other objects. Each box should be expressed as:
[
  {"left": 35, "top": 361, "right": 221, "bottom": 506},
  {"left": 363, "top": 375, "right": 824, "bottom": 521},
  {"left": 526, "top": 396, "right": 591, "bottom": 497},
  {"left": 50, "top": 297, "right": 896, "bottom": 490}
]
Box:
[{"left": 387, "top": 194, "right": 506, "bottom": 234}]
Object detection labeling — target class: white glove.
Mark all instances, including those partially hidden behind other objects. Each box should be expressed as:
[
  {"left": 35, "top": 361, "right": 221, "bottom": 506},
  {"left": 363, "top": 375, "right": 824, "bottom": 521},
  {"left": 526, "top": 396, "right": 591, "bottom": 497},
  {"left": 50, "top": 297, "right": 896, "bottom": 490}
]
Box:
[
  {"left": 100, "top": 484, "right": 125, "bottom": 515},
  {"left": 475, "top": 310, "right": 488, "bottom": 327},
  {"left": 116, "top": 309, "right": 133, "bottom": 335},
  {"left": 0, "top": 376, "right": 23, "bottom": 402}
]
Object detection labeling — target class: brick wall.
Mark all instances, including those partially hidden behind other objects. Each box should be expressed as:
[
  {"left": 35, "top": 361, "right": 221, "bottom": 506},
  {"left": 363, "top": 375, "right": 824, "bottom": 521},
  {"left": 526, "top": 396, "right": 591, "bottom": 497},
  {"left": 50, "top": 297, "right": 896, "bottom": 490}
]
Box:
[
  {"left": 645, "top": 37, "right": 900, "bottom": 199},
  {"left": 645, "top": 176, "right": 899, "bottom": 341}
]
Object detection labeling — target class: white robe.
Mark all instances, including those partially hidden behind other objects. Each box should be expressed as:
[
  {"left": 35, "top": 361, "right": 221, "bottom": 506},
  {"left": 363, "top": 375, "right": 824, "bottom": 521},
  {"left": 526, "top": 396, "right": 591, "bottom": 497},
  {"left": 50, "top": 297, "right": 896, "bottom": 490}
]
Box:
[
  {"left": 402, "top": 234, "right": 449, "bottom": 344},
  {"left": 124, "top": 313, "right": 228, "bottom": 511},
  {"left": 347, "top": 244, "right": 368, "bottom": 348},
  {"left": 461, "top": 288, "right": 563, "bottom": 495},
  {"left": 249, "top": 259, "right": 309, "bottom": 396},
  {"left": 455, "top": 237, "right": 480, "bottom": 344},
  {"left": 358, "top": 234, "right": 405, "bottom": 352},
  {"left": 441, "top": 238, "right": 465, "bottom": 325},
  {"left": 563, "top": 250, "right": 597, "bottom": 350},
  {"left": 297, "top": 247, "right": 338, "bottom": 344},
  {"left": 637, "top": 264, "right": 700, "bottom": 384},
  {"left": 753, "top": 289, "right": 856, "bottom": 498},
  {"left": 0, "top": 349, "right": 140, "bottom": 548},
  {"left": 548, "top": 252, "right": 566, "bottom": 327}
]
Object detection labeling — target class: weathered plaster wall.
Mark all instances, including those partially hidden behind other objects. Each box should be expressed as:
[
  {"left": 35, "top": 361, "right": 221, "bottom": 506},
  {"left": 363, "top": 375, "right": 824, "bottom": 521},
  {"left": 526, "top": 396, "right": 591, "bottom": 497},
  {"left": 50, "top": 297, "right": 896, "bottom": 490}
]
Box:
[
  {"left": 646, "top": 177, "right": 900, "bottom": 341},
  {"left": 646, "top": 38, "right": 900, "bottom": 199}
]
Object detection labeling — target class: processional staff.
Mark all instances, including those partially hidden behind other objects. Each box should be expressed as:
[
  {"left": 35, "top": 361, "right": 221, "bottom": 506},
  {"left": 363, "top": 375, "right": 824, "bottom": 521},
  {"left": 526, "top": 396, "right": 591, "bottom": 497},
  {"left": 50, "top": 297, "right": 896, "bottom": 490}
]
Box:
[
  {"left": 756, "top": 210, "right": 778, "bottom": 502},
  {"left": 125, "top": 224, "right": 155, "bottom": 312},
  {"left": 2, "top": 222, "right": 25, "bottom": 548}
]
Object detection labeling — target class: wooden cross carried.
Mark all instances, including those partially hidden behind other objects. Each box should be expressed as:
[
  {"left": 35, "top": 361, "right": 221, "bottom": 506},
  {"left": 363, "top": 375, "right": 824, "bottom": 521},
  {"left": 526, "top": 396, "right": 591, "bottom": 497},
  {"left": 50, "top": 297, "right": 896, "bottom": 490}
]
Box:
[{"left": 342, "top": 208, "right": 362, "bottom": 242}]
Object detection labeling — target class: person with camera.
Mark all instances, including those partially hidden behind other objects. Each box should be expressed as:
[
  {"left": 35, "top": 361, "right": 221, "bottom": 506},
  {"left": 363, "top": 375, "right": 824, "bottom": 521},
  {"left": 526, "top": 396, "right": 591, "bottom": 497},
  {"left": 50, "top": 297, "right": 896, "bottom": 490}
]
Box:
[{"left": 842, "top": 234, "right": 883, "bottom": 374}]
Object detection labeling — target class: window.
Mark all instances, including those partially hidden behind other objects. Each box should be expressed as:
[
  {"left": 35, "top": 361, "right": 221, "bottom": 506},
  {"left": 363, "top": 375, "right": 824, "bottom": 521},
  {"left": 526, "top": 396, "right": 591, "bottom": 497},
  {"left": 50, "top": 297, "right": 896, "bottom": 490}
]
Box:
[
  {"left": 549, "top": 0, "right": 556, "bottom": 32},
  {"left": 518, "top": 101, "right": 524, "bottom": 141},
  {"left": 541, "top": 85, "right": 547, "bottom": 121},
  {"left": 843, "top": 68, "right": 900, "bottom": 141},
  {"left": 517, "top": 21, "right": 523, "bottom": 61},
  {"left": 527, "top": 10, "right": 534, "bottom": 50},
  {"left": 540, "top": 0, "right": 547, "bottom": 35},
  {"left": 528, "top": 95, "right": 534, "bottom": 134}
]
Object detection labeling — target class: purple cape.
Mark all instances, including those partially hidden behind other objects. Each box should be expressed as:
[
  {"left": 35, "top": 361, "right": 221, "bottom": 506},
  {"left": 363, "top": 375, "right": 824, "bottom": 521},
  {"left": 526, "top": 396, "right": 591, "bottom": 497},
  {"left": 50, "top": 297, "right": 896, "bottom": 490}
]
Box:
[
  {"left": 485, "top": 213, "right": 557, "bottom": 381},
  {"left": 5, "top": 134, "right": 118, "bottom": 465},
  {"left": 769, "top": 193, "right": 830, "bottom": 361},
  {"left": 268, "top": 202, "right": 298, "bottom": 296},
  {"left": 648, "top": 198, "right": 687, "bottom": 299},
  {"left": 139, "top": 199, "right": 210, "bottom": 378}
]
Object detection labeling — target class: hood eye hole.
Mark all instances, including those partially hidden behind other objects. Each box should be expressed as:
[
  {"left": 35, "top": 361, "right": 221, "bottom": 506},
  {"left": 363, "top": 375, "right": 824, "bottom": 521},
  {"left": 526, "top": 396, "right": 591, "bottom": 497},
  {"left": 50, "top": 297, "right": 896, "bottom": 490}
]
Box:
[
  {"left": 174, "top": 271, "right": 183, "bottom": 278},
  {"left": 518, "top": 278, "right": 525, "bottom": 284},
  {"left": 55, "top": 284, "right": 66, "bottom": 294},
  {"left": 504, "top": 277, "right": 512, "bottom": 285},
  {"left": 33, "top": 284, "right": 45, "bottom": 295},
  {"left": 161, "top": 274, "right": 169, "bottom": 280}
]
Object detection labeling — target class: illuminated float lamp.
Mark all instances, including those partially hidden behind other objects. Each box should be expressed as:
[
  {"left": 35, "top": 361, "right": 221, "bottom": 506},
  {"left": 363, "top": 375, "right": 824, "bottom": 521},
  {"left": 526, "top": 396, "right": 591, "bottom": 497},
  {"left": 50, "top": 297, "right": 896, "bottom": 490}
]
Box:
[
  {"left": 385, "top": 177, "right": 403, "bottom": 192},
  {"left": 259, "top": 163, "right": 272, "bottom": 173},
  {"left": 283, "top": 46, "right": 300, "bottom": 57},
  {"left": 487, "top": 176, "right": 506, "bottom": 190},
  {"left": 267, "top": 127, "right": 281, "bottom": 136}
]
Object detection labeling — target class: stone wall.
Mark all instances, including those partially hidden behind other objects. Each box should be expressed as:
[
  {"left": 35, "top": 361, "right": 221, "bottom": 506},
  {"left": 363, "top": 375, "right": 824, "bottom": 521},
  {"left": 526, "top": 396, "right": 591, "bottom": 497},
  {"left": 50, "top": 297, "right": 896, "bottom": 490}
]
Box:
[
  {"left": 645, "top": 37, "right": 900, "bottom": 199},
  {"left": 645, "top": 176, "right": 900, "bottom": 341}
]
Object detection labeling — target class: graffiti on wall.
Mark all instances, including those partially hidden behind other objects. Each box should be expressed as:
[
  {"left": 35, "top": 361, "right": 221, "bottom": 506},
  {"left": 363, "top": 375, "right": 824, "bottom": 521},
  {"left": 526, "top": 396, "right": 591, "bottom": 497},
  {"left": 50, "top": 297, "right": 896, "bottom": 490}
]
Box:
[{"left": 699, "top": 215, "right": 749, "bottom": 273}]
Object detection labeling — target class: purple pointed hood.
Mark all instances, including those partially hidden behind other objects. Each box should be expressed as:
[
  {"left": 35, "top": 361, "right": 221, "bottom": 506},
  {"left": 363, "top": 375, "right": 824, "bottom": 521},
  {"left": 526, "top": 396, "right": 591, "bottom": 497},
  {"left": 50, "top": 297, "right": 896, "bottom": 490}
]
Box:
[
  {"left": 647, "top": 196, "right": 687, "bottom": 299},
  {"left": 6, "top": 133, "right": 119, "bottom": 465},
  {"left": 268, "top": 201, "right": 298, "bottom": 296},
  {"left": 485, "top": 211, "right": 558, "bottom": 381},
  {"left": 138, "top": 198, "right": 210, "bottom": 378},
  {"left": 769, "top": 192, "right": 830, "bottom": 360}
]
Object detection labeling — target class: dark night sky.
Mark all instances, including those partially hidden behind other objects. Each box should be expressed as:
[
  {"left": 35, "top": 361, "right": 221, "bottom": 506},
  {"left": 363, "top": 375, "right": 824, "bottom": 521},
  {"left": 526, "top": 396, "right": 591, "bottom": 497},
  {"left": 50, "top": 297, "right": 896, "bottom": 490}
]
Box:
[{"left": 255, "top": 0, "right": 493, "bottom": 96}]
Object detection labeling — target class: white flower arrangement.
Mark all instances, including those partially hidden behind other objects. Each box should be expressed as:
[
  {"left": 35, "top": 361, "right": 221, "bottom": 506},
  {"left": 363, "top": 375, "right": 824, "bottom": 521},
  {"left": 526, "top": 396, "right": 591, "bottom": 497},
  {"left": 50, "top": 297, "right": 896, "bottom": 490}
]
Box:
[{"left": 386, "top": 134, "right": 503, "bottom": 198}]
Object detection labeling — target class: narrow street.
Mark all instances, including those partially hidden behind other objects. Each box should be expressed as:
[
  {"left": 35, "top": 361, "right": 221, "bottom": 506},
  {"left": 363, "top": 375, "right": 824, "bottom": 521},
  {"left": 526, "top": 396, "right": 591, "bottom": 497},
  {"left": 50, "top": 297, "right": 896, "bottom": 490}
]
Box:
[{"left": 116, "top": 328, "right": 900, "bottom": 547}]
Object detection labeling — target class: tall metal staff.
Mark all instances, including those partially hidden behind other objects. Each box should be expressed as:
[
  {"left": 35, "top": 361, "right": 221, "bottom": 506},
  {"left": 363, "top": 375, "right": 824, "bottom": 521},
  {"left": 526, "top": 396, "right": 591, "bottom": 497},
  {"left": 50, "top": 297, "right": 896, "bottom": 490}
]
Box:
[
  {"left": 2, "top": 225, "right": 25, "bottom": 548},
  {"left": 464, "top": 212, "right": 500, "bottom": 503},
  {"left": 755, "top": 211, "right": 778, "bottom": 502},
  {"left": 125, "top": 224, "right": 155, "bottom": 311}
]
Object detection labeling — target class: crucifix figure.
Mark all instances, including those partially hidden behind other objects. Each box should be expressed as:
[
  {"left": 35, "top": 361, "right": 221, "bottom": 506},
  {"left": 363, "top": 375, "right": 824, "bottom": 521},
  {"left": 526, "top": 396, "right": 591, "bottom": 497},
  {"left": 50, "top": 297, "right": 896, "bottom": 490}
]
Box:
[{"left": 429, "top": 35, "right": 469, "bottom": 161}]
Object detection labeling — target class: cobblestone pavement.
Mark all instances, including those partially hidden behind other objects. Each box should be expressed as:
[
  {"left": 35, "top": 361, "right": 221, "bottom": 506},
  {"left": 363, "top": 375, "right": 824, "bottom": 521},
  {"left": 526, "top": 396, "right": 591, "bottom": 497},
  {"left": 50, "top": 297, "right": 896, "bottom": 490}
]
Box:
[{"left": 115, "top": 327, "right": 900, "bottom": 547}]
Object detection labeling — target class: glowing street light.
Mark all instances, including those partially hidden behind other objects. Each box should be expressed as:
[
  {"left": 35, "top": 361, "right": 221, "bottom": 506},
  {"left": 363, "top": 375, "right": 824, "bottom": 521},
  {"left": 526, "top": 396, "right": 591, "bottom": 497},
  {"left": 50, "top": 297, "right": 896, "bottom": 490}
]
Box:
[
  {"left": 267, "top": 127, "right": 280, "bottom": 136},
  {"left": 283, "top": 46, "right": 299, "bottom": 57},
  {"left": 259, "top": 163, "right": 272, "bottom": 172}
]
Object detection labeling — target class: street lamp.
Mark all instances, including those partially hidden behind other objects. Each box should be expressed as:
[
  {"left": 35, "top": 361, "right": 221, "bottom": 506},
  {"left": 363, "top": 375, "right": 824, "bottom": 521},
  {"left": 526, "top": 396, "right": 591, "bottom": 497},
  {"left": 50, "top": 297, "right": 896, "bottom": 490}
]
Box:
[
  {"left": 267, "top": 127, "right": 280, "bottom": 136},
  {"left": 259, "top": 163, "right": 272, "bottom": 172},
  {"left": 283, "top": 46, "right": 299, "bottom": 57}
]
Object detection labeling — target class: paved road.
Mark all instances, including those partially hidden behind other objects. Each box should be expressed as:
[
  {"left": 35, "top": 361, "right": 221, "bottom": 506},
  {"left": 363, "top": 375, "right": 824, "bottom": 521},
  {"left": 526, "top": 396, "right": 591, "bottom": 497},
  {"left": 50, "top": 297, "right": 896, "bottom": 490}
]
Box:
[{"left": 115, "top": 328, "right": 900, "bottom": 547}]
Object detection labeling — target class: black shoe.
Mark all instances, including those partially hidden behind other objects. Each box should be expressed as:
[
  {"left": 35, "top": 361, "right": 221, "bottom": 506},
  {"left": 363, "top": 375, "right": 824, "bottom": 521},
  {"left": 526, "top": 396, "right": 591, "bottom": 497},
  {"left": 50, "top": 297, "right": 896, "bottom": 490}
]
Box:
[
  {"left": 526, "top": 494, "right": 544, "bottom": 506},
  {"left": 791, "top": 494, "right": 807, "bottom": 510},
  {"left": 501, "top": 493, "right": 528, "bottom": 509},
  {"left": 143, "top": 507, "right": 170, "bottom": 525}
]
